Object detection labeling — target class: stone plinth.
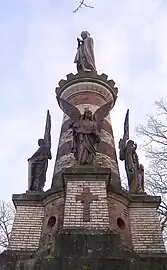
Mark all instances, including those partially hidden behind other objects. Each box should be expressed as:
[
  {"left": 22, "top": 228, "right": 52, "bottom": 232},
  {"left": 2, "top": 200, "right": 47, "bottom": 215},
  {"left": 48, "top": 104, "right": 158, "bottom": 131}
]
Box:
[
  {"left": 129, "top": 194, "right": 165, "bottom": 253},
  {"left": 9, "top": 204, "right": 44, "bottom": 251},
  {"left": 52, "top": 71, "right": 120, "bottom": 190},
  {"left": 107, "top": 189, "right": 166, "bottom": 254},
  {"left": 62, "top": 167, "right": 110, "bottom": 230},
  {"left": 8, "top": 189, "right": 65, "bottom": 252}
]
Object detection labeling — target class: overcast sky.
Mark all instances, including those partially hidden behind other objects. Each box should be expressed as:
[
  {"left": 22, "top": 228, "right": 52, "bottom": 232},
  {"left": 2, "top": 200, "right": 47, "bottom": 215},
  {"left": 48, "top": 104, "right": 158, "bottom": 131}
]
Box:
[{"left": 0, "top": 0, "right": 167, "bottom": 201}]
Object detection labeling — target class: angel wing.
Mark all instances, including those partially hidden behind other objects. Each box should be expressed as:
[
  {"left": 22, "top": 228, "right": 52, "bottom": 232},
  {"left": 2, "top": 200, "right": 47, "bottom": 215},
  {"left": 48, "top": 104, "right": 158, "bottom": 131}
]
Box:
[
  {"left": 123, "top": 109, "right": 129, "bottom": 142},
  {"left": 93, "top": 100, "right": 113, "bottom": 132},
  {"left": 57, "top": 97, "right": 81, "bottom": 122},
  {"left": 118, "top": 109, "right": 129, "bottom": 161},
  {"left": 44, "top": 110, "right": 52, "bottom": 159}
]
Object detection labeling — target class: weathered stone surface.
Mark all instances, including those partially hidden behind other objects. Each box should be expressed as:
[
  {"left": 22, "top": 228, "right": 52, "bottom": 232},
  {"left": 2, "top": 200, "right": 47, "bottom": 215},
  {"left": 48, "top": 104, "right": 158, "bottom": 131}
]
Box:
[
  {"left": 1, "top": 256, "right": 167, "bottom": 270},
  {"left": 61, "top": 117, "right": 113, "bottom": 135},
  {"left": 62, "top": 104, "right": 111, "bottom": 124},
  {"left": 8, "top": 205, "right": 44, "bottom": 251},
  {"left": 58, "top": 128, "right": 114, "bottom": 148},
  {"left": 56, "top": 139, "right": 117, "bottom": 161},
  {"left": 62, "top": 168, "right": 110, "bottom": 228},
  {"left": 129, "top": 194, "right": 165, "bottom": 253},
  {"left": 53, "top": 152, "right": 119, "bottom": 176},
  {"left": 53, "top": 72, "right": 120, "bottom": 187},
  {"left": 8, "top": 189, "right": 65, "bottom": 252},
  {"left": 56, "top": 71, "right": 118, "bottom": 100},
  {"left": 1, "top": 231, "right": 167, "bottom": 269},
  {"left": 108, "top": 195, "right": 132, "bottom": 249}
]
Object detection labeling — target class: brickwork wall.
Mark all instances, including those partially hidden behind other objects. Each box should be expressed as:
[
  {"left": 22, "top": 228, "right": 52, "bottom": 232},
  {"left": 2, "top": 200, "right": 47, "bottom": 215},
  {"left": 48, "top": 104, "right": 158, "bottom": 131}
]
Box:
[
  {"left": 108, "top": 197, "right": 132, "bottom": 248},
  {"left": 40, "top": 197, "right": 65, "bottom": 247},
  {"left": 63, "top": 180, "right": 109, "bottom": 229},
  {"left": 8, "top": 205, "right": 44, "bottom": 251},
  {"left": 129, "top": 206, "right": 165, "bottom": 253}
]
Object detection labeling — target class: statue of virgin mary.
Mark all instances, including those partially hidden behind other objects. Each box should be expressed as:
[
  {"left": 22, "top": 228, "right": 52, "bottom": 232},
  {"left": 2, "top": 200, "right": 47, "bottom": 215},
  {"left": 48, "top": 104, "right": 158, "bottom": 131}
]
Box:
[{"left": 74, "top": 31, "right": 96, "bottom": 72}]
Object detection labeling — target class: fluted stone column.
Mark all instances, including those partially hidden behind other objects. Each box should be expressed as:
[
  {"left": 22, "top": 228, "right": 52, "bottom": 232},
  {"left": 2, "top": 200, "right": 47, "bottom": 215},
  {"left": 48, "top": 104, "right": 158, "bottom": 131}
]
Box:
[{"left": 52, "top": 71, "right": 121, "bottom": 189}]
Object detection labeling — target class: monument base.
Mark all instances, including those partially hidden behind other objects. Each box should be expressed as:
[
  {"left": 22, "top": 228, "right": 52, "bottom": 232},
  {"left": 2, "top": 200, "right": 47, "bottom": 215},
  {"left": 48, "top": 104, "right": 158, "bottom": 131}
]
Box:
[{"left": 1, "top": 229, "right": 167, "bottom": 269}]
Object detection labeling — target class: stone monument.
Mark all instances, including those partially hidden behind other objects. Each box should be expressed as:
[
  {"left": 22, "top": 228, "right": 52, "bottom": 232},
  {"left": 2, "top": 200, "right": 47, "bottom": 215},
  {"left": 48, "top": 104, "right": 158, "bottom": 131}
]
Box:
[{"left": 1, "top": 31, "right": 167, "bottom": 270}]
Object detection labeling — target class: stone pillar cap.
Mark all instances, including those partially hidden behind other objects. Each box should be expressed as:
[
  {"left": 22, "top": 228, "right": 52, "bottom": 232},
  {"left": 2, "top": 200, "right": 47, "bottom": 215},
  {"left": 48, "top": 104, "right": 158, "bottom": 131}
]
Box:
[{"left": 55, "top": 71, "right": 118, "bottom": 103}]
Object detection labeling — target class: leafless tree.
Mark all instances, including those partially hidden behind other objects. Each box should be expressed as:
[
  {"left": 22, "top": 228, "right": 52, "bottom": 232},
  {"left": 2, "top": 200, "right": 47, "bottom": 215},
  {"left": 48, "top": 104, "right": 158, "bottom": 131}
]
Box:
[
  {"left": 0, "top": 201, "right": 15, "bottom": 252},
  {"left": 136, "top": 99, "right": 167, "bottom": 242},
  {"left": 73, "top": 0, "right": 94, "bottom": 13}
]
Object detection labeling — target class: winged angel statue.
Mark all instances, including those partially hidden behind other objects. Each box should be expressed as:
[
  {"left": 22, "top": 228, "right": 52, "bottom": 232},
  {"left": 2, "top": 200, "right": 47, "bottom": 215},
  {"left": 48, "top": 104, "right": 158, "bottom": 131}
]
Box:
[
  {"left": 28, "top": 110, "right": 52, "bottom": 192},
  {"left": 119, "top": 110, "right": 144, "bottom": 193},
  {"left": 57, "top": 97, "right": 113, "bottom": 165}
]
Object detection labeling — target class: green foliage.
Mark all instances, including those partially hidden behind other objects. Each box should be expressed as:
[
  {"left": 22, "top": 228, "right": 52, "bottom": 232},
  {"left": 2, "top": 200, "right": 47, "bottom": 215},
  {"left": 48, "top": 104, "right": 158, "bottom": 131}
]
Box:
[
  {"left": 82, "top": 265, "right": 90, "bottom": 270},
  {"left": 45, "top": 254, "right": 55, "bottom": 260}
]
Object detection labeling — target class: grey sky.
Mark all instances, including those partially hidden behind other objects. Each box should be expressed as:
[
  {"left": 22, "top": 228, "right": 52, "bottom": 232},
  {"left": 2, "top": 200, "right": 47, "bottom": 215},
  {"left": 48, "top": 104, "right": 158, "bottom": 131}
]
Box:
[{"left": 0, "top": 0, "right": 167, "bottom": 201}]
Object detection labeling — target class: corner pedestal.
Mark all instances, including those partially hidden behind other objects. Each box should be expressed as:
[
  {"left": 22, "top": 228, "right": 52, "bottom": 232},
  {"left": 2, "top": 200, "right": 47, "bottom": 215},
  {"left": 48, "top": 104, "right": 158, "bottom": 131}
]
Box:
[
  {"left": 129, "top": 194, "right": 165, "bottom": 253},
  {"left": 8, "top": 188, "right": 65, "bottom": 252}
]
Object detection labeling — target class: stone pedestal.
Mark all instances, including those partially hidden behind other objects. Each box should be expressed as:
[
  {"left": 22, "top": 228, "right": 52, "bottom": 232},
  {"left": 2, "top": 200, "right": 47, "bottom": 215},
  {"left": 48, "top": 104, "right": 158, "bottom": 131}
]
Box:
[
  {"left": 108, "top": 189, "right": 165, "bottom": 254},
  {"left": 129, "top": 194, "right": 165, "bottom": 253},
  {"left": 62, "top": 167, "right": 110, "bottom": 230},
  {"left": 8, "top": 192, "right": 45, "bottom": 252},
  {"left": 8, "top": 189, "right": 65, "bottom": 252}
]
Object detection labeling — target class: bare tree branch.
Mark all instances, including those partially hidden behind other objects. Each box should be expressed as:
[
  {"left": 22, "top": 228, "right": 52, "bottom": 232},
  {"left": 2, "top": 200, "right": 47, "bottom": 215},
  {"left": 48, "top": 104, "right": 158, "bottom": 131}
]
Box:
[
  {"left": 0, "top": 201, "right": 15, "bottom": 252},
  {"left": 73, "top": 0, "right": 94, "bottom": 13},
  {"left": 136, "top": 99, "right": 167, "bottom": 245}
]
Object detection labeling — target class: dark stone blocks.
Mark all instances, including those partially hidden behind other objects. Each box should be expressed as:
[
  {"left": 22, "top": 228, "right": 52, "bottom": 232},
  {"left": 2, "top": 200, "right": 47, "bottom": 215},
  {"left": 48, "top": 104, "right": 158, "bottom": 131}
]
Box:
[
  {"left": 1, "top": 230, "right": 167, "bottom": 269},
  {"left": 54, "top": 229, "right": 125, "bottom": 258},
  {"left": 55, "top": 232, "right": 86, "bottom": 258}
]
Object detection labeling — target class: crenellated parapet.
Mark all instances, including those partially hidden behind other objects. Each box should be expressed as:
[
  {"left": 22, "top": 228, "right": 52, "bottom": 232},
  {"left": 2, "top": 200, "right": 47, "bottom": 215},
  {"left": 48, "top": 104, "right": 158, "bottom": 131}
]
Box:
[
  {"left": 52, "top": 71, "right": 120, "bottom": 190},
  {"left": 55, "top": 71, "right": 118, "bottom": 101}
]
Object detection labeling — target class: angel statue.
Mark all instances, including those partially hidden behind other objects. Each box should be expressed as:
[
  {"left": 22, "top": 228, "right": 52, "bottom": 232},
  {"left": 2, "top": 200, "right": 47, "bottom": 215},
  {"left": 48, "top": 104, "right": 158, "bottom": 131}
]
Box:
[
  {"left": 74, "top": 31, "right": 96, "bottom": 72},
  {"left": 119, "top": 110, "right": 145, "bottom": 193},
  {"left": 28, "top": 110, "right": 52, "bottom": 192},
  {"left": 57, "top": 97, "right": 113, "bottom": 165}
]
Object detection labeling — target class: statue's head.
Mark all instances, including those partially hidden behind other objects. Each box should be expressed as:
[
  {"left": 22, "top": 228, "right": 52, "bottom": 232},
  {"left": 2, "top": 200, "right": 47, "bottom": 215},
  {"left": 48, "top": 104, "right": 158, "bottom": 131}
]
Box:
[
  {"left": 81, "top": 31, "right": 90, "bottom": 40},
  {"left": 139, "top": 164, "right": 144, "bottom": 171},
  {"left": 38, "top": 138, "right": 45, "bottom": 146},
  {"left": 127, "top": 140, "right": 134, "bottom": 147},
  {"left": 83, "top": 108, "right": 93, "bottom": 120}
]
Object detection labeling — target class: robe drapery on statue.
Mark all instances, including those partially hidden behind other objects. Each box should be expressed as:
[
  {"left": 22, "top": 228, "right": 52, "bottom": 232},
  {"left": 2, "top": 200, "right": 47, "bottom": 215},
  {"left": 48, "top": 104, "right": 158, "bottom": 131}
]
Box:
[
  {"left": 71, "top": 112, "right": 100, "bottom": 165},
  {"left": 28, "top": 140, "right": 51, "bottom": 191},
  {"left": 28, "top": 110, "right": 52, "bottom": 192},
  {"left": 119, "top": 110, "right": 145, "bottom": 194},
  {"left": 124, "top": 140, "right": 143, "bottom": 193},
  {"left": 74, "top": 31, "right": 96, "bottom": 72},
  {"left": 57, "top": 97, "right": 113, "bottom": 165}
]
